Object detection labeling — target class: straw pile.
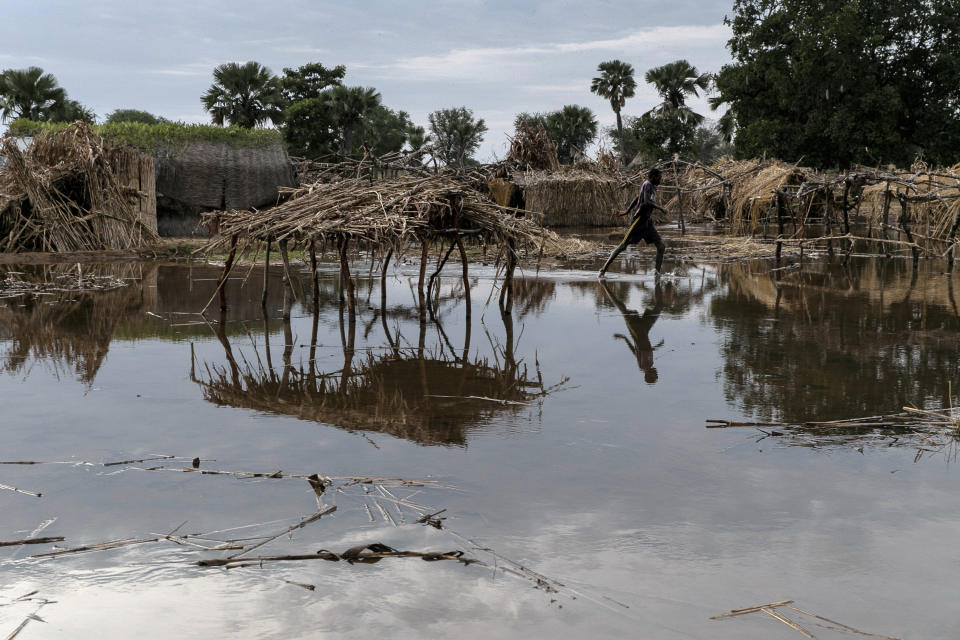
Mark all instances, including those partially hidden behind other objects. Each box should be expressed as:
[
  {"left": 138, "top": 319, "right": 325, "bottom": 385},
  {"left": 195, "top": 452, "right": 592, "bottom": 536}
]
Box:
[
  {"left": 0, "top": 123, "right": 159, "bottom": 252},
  {"left": 514, "top": 168, "right": 628, "bottom": 227},
  {"left": 202, "top": 171, "right": 589, "bottom": 258},
  {"left": 508, "top": 120, "right": 559, "bottom": 171},
  {"left": 859, "top": 164, "right": 960, "bottom": 236}
]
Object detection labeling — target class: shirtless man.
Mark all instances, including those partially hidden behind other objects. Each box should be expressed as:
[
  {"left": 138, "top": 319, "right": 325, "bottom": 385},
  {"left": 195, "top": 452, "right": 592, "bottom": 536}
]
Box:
[{"left": 598, "top": 167, "right": 667, "bottom": 278}]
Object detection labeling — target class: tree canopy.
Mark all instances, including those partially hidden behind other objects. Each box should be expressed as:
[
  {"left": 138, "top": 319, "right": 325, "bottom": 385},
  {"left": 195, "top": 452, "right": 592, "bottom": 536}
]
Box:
[
  {"left": 201, "top": 61, "right": 283, "bottom": 128},
  {"left": 105, "top": 109, "right": 167, "bottom": 125},
  {"left": 713, "top": 0, "right": 960, "bottom": 168},
  {"left": 0, "top": 67, "right": 94, "bottom": 125},
  {"left": 428, "top": 107, "right": 487, "bottom": 169}
]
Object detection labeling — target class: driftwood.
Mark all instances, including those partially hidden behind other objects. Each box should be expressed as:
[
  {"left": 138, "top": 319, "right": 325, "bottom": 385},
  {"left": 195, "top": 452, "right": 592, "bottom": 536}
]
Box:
[{"left": 712, "top": 599, "right": 901, "bottom": 640}]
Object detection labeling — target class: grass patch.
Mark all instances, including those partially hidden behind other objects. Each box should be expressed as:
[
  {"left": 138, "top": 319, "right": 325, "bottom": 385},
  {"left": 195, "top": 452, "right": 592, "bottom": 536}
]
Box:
[{"left": 6, "top": 119, "right": 284, "bottom": 151}]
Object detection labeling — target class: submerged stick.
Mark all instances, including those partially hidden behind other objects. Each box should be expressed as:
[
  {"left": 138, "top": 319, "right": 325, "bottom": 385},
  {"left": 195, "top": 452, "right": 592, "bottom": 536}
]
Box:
[
  {"left": 711, "top": 600, "right": 794, "bottom": 619},
  {"left": 0, "top": 537, "right": 64, "bottom": 547},
  {"left": 0, "top": 484, "right": 42, "bottom": 498}
]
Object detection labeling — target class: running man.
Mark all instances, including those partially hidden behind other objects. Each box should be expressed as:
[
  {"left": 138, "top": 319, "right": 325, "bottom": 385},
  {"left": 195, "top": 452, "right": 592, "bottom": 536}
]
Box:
[{"left": 598, "top": 167, "right": 667, "bottom": 278}]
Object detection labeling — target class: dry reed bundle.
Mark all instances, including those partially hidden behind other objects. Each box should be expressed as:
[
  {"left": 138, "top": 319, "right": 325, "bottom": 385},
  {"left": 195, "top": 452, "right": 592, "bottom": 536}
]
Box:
[
  {"left": 508, "top": 121, "right": 560, "bottom": 171},
  {"left": 0, "top": 123, "right": 159, "bottom": 252}
]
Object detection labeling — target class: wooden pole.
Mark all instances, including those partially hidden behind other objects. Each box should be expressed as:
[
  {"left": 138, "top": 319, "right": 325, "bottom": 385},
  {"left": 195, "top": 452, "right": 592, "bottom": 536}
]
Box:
[
  {"left": 880, "top": 184, "right": 891, "bottom": 258},
  {"left": 775, "top": 191, "right": 785, "bottom": 264},
  {"left": 309, "top": 238, "right": 318, "bottom": 308},
  {"left": 898, "top": 195, "right": 920, "bottom": 269},
  {"left": 674, "top": 160, "right": 686, "bottom": 234},
  {"left": 417, "top": 236, "right": 430, "bottom": 317},
  {"left": 500, "top": 240, "right": 516, "bottom": 315},
  {"left": 841, "top": 177, "right": 851, "bottom": 234},
  {"left": 278, "top": 239, "right": 293, "bottom": 320},
  {"left": 217, "top": 234, "right": 238, "bottom": 311},
  {"left": 456, "top": 236, "right": 471, "bottom": 321},
  {"left": 381, "top": 247, "right": 392, "bottom": 311},
  {"left": 339, "top": 236, "right": 355, "bottom": 314},
  {"left": 824, "top": 188, "right": 834, "bottom": 257},
  {"left": 261, "top": 239, "right": 270, "bottom": 312}
]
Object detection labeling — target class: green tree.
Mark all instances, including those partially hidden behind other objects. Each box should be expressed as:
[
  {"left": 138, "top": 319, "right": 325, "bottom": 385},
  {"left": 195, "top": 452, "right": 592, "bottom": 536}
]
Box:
[
  {"left": 49, "top": 99, "right": 96, "bottom": 124},
  {"left": 0, "top": 67, "right": 66, "bottom": 122},
  {"left": 406, "top": 125, "right": 430, "bottom": 151},
  {"left": 516, "top": 106, "right": 598, "bottom": 163},
  {"left": 713, "top": 0, "right": 960, "bottom": 168},
  {"left": 324, "top": 85, "right": 381, "bottom": 155},
  {"left": 644, "top": 59, "right": 711, "bottom": 126},
  {"left": 428, "top": 107, "right": 487, "bottom": 169},
  {"left": 201, "top": 61, "right": 282, "bottom": 128},
  {"left": 280, "top": 62, "right": 345, "bottom": 104},
  {"left": 282, "top": 97, "right": 337, "bottom": 157},
  {"left": 105, "top": 109, "right": 167, "bottom": 125},
  {"left": 590, "top": 60, "right": 636, "bottom": 165}
]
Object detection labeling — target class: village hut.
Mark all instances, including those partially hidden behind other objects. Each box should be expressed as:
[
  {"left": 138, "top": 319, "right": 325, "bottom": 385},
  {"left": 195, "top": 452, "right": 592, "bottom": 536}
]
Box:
[
  {"left": 0, "top": 123, "right": 159, "bottom": 252},
  {"left": 512, "top": 167, "right": 629, "bottom": 227},
  {"left": 154, "top": 141, "right": 295, "bottom": 236}
]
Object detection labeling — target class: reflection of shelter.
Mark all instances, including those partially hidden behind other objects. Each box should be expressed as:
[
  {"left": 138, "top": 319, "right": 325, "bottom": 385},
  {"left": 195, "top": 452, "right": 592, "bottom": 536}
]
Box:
[
  {"left": 600, "top": 280, "right": 664, "bottom": 384},
  {"left": 0, "top": 263, "right": 153, "bottom": 382},
  {"left": 193, "top": 308, "right": 559, "bottom": 446}
]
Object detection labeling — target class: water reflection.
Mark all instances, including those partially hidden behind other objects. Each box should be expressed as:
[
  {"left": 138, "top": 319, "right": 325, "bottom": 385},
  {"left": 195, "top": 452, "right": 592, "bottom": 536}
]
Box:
[
  {"left": 195, "top": 312, "right": 554, "bottom": 446},
  {"left": 0, "top": 263, "right": 154, "bottom": 382},
  {"left": 600, "top": 280, "right": 664, "bottom": 384},
  {"left": 713, "top": 259, "right": 960, "bottom": 423}
]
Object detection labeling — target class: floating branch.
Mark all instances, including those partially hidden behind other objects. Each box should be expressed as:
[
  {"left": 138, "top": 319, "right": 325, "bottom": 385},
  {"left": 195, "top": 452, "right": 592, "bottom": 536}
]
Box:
[
  {"left": 712, "top": 599, "right": 901, "bottom": 640},
  {"left": 197, "top": 542, "right": 474, "bottom": 569}
]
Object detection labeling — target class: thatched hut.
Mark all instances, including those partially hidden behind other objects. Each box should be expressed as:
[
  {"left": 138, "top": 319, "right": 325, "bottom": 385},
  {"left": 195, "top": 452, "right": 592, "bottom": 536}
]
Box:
[
  {"left": 512, "top": 168, "right": 628, "bottom": 227},
  {"left": 155, "top": 141, "right": 295, "bottom": 236}
]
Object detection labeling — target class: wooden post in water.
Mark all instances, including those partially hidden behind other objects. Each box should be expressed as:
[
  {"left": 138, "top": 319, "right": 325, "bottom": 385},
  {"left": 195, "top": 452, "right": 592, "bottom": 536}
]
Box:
[
  {"left": 261, "top": 239, "right": 271, "bottom": 313},
  {"left": 947, "top": 206, "right": 960, "bottom": 272},
  {"left": 775, "top": 191, "right": 785, "bottom": 264},
  {"left": 898, "top": 195, "right": 920, "bottom": 269},
  {"left": 824, "top": 187, "right": 834, "bottom": 257},
  {"left": 841, "top": 176, "right": 851, "bottom": 235},
  {"left": 417, "top": 236, "right": 430, "bottom": 317},
  {"left": 500, "top": 240, "right": 516, "bottom": 315},
  {"left": 456, "top": 236, "right": 471, "bottom": 321},
  {"left": 217, "top": 234, "right": 238, "bottom": 311},
  {"left": 339, "top": 236, "right": 355, "bottom": 314},
  {"left": 309, "top": 239, "right": 319, "bottom": 308},
  {"left": 673, "top": 161, "right": 686, "bottom": 235},
  {"left": 279, "top": 239, "right": 294, "bottom": 320},
  {"left": 381, "top": 247, "right": 392, "bottom": 310},
  {"left": 880, "top": 184, "right": 892, "bottom": 258}
]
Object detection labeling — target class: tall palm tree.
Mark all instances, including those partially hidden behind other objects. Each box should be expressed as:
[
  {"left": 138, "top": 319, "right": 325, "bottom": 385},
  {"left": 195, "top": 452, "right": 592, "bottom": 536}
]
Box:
[
  {"left": 644, "top": 60, "right": 711, "bottom": 125},
  {"left": 590, "top": 60, "right": 636, "bottom": 165},
  {"left": 324, "top": 86, "right": 381, "bottom": 155},
  {"left": 201, "top": 61, "right": 282, "bottom": 128},
  {"left": 0, "top": 67, "right": 67, "bottom": 122}
]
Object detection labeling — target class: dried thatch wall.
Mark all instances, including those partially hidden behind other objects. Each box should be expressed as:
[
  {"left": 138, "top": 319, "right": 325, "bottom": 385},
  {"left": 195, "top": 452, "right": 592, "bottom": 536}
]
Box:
[
  {"left": 106, "top": 147, "right": 157, "bottom": 235},
  {"left": 154, "top": 142, "right": 295, "bottom": 236},
  {"left": 515, "top": 170, "right": 627, "bottom": 227}
]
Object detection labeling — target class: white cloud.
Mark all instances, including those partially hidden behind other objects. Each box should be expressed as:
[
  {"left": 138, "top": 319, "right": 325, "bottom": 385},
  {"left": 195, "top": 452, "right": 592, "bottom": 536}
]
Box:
[{"left": 386, "top": 25, "right": 730, "bottom": 80}]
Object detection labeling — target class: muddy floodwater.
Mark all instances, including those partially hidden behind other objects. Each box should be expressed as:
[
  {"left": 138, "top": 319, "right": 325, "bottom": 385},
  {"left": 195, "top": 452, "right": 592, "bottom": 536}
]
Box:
[{"left": 2, "top": 251, "right": 960, "bottom": 639}]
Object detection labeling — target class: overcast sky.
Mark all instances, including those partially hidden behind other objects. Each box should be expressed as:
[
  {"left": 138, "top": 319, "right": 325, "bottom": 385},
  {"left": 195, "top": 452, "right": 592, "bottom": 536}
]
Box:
[{"left": 1, "top": 0, "right": 734, "bottom": 160}]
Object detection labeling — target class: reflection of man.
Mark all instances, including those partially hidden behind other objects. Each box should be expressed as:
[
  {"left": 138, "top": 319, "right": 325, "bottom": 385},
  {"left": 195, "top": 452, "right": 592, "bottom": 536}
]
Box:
[{"left": 600, "top": 280, "right": 664, "bottom": 384}]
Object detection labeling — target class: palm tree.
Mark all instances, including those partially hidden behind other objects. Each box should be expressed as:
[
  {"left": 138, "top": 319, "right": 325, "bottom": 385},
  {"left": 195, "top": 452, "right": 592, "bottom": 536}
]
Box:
[
  {"left": 324, "top": 86, "right": 381, "bottom": 155},
  {"left": 590, "top": 60, "right": 637, "bottom": 165},
  {"left": 545, "top": 105, "right": 598, "bottom": 163},
  {"left": 201, "top": 62, "right": 282, "bottom": 128},
  {"left": 0, "top": 67, "right": 67, "bottom": 122},
  {"left": 644, "top": 60, "right": 711, "bottom": 125}
]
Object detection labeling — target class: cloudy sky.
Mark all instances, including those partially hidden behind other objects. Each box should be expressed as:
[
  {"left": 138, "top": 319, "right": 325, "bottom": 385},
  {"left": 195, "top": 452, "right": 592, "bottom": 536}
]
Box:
[{"left": 1, "top": 0, "right": 734, "bottom": 160}]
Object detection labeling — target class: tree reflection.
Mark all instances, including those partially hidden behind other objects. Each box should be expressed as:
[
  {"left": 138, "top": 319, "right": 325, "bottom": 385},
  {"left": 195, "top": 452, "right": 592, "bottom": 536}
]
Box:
[{"left": 713, "top": 259, "right": 960, "bottom": 423}]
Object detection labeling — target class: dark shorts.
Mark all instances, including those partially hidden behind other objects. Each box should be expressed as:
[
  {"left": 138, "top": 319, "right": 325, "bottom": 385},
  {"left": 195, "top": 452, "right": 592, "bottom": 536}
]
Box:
[{"left": 622, "top": 217, "right": 662, "bottom": 247}]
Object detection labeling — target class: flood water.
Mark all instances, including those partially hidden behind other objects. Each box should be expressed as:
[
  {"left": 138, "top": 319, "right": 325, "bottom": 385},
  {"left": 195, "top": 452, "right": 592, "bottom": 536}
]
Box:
[{"left": 2, "top": 251, "right": 960, "bottom": 639}]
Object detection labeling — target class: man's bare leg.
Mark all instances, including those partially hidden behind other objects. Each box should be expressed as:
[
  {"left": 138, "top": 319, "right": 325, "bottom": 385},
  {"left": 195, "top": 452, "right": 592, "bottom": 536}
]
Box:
[{"left": 599, "top": 241, "right": 628, "bottom": 278}]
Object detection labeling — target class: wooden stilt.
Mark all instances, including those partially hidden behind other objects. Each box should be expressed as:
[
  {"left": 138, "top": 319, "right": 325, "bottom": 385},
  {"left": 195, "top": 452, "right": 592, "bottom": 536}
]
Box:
[
  {"left": 898, "top": 195, "right": 920, "bottom": 269},
  {"left": 339, "top": 236, "right": 355, "bottom": 314},
  {"left": 456, "top": 236, "right": 471, "bottom": 321},
  {"left": 309, "top": 239, "right": 318, "bottom": 308},
  {"left": 261, "top": 239, "right": 270, "bottom": 313},
  {"left": 278, "top": 239, "right": 294, "bottom": 320},
  {"left": 381, "top": 247, "right": 392, "bottom": 310},
  {"left": 217, "top": 234, "right": 238, "bottom": 311},
  {"left": 880, "top": 185, "right": 891, "bottom": 258},
  {"left": 417, "top": 236, "right": 430, "bottom": 317},
  {"left": 775, "top": 191, "right": 785, "bottom": 264},
  {"left": 824, "top": 188, "right": 834, "bottom": 257}
]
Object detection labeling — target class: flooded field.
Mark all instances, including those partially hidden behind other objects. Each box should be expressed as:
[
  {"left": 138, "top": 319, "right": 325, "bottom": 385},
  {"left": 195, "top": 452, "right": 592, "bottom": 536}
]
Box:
[{"left": 2, "top": 251, "right": 960, "bottom": 639}]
